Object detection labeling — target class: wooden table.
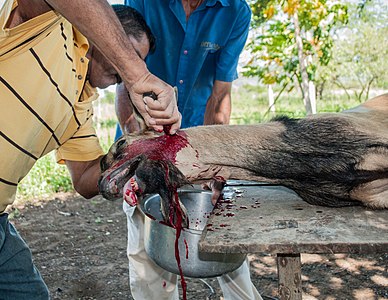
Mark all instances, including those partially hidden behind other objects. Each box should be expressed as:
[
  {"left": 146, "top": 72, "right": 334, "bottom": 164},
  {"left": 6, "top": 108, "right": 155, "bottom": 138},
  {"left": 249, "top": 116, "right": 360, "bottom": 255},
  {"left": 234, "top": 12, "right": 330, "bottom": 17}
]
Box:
[{"left": 199, "top": 182, "right": 388, "bottom": 300}]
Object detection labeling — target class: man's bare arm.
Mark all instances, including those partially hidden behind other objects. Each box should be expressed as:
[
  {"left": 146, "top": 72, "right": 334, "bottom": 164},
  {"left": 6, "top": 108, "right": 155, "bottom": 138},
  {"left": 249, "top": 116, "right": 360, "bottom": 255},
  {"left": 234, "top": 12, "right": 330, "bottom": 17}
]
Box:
[
  {"left": 65, "top": 158, "right": 103, "bottom": 199},
  {"left": 18, "top": 0, "right": 145, "bottom": 83},
  {"left": 16, "top": 0, "right": 181, "bottom": 133},
  {"left": 203, "top": 80, "right": 232, "bottom": 125},
  {"left": 115, "top": 83, "right": 143, "bottom": 134}
]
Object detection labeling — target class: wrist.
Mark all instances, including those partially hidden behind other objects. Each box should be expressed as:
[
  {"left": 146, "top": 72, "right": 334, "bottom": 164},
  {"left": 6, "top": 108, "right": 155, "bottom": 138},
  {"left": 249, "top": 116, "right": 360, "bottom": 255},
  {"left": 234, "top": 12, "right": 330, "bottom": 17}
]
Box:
[{"left": 118, "top": 56, "right": 149, "bottom": 87}]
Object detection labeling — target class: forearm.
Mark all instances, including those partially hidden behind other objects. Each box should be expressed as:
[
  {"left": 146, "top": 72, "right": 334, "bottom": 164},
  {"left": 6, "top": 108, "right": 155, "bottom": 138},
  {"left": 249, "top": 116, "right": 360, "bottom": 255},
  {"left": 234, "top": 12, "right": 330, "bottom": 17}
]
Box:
[
  {"left": 115, "top": 83, "right": 142, "bottom": 133},
  {"left": 43, "top": 0, "right": 147, "bottom": 84},
  {"left": 17, "top": 0, "right": 181, "bottom": 132},
  {"left": 203, "top": 81, "right": 232, "bottom": 125},
  {"left": 65, "top": 157, "right": 103, "bottom": 199}
]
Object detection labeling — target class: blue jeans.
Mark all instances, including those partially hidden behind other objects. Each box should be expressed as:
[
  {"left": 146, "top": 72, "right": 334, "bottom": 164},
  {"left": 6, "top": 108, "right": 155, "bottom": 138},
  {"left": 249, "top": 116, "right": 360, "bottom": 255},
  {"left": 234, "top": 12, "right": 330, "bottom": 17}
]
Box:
[{"left": 0, "top": 213, "right": 49, "bottom": 300}]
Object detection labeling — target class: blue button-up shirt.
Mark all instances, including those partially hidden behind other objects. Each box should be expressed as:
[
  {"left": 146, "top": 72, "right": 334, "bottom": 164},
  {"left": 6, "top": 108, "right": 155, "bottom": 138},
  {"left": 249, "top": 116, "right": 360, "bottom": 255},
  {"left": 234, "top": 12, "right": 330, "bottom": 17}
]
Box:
[{"left": 125, "top": 0, "right": 251, "bottom": 128}]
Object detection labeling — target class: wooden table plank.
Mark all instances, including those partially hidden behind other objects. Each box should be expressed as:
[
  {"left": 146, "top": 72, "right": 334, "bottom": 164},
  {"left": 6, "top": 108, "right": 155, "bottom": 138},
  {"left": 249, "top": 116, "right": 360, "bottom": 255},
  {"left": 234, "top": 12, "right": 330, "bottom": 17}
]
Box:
[{"left": 199, "top": 185, "right": 388, "bottom": 254}]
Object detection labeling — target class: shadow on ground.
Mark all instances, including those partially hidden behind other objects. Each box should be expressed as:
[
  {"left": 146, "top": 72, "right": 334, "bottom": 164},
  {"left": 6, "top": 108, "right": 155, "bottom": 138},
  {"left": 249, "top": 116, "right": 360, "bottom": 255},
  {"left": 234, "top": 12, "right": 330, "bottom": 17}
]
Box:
[{"left": 10, "top": 194, "right": 388, "bottom": 300}]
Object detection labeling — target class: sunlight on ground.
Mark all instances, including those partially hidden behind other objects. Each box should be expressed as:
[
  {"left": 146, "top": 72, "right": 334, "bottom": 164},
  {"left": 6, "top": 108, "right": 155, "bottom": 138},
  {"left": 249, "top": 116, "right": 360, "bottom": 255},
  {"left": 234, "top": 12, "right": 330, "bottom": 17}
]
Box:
[
  {"left": 353, "top": 288, "right": 376, "bottom": 300},
  {"left": 335, "top": 257, "right": 384, "bottom": 274},
  {"left": 302, "top": 254, "right": 327, "bottom": 263},
  {"left": 329, "top": 277, "right": 344, "bottom": 290},
  {"left": 371, "top": 274, "right": 388, "bottom": 286},
  {"left": 248, "top": 252, "right": 387, "bottom": 299},
  {"left": 304, "top": 283, "right": 321, "bottom": 297},
  {"left": 248, "top": 254, "right": 277, "bottom": 275}
]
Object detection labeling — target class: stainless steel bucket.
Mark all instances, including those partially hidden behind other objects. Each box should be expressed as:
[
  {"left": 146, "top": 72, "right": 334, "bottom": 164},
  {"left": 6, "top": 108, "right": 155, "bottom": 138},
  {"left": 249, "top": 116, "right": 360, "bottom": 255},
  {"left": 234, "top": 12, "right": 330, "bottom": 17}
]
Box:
[{"left": 140, "top": 189, "right": 246, "bottom": 278}]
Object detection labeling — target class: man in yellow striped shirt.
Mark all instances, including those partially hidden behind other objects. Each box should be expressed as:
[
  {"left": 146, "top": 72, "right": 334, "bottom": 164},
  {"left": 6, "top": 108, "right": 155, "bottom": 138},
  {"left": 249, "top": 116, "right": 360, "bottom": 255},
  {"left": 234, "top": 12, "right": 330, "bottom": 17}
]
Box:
[{"left": 0, "top": 1, "right": 168, "bottom": 298}]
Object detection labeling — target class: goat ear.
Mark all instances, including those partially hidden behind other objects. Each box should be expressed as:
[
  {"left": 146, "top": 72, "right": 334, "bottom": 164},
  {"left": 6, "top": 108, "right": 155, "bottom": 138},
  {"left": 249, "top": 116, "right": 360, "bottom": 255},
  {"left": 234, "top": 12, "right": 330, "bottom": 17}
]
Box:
[
  {"left": 134, "top": 159, "right": 190, "bottom": 195},
  {"left": 126, "top": 154, "right": 146, "bottom": 177},
  {"left": 166, "top": 160, "right": 191, "bottom": 188}
]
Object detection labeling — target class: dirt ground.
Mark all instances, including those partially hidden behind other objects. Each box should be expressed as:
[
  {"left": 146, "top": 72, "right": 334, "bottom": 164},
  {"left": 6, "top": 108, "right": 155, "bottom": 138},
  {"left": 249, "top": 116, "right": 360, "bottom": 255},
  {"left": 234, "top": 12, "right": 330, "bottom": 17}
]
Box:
[{"left": 9, "top": 193, "right": 388, "bottom": 300}]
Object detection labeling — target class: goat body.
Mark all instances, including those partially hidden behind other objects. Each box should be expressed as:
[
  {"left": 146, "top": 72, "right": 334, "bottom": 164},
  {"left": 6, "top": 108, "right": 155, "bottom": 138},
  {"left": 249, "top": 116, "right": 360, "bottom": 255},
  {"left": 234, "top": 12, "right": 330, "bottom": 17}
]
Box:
[{"left": 99, "top": 94, "right": 388, "bottom": 209}]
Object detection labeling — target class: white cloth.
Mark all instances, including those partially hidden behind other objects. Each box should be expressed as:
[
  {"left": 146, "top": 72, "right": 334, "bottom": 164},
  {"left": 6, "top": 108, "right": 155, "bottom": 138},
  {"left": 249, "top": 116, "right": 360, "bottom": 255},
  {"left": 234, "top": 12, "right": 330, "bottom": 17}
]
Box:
[{"left": 123, "top": 202, "right": 263, "bottom": 300}]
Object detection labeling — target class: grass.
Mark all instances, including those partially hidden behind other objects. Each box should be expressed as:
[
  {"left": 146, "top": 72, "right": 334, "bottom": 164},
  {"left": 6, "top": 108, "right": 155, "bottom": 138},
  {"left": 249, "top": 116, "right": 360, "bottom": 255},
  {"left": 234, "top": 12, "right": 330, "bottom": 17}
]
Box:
[
  {"left": 15, "top": 84, "right": 371, "bottom": 202},
  {"left": 16, "top": 152, "right": 73, "bottom": 201},
  {"left": 230, "top": 84, "right": 363, "bottom": 124}
]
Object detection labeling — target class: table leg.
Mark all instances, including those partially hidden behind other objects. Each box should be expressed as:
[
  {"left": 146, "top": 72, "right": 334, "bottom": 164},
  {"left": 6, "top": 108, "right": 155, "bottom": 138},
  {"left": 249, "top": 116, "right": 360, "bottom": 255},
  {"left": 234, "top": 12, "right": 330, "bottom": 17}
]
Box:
[{"left": 276, "top": 253, "right": 302, "bottom": 300}]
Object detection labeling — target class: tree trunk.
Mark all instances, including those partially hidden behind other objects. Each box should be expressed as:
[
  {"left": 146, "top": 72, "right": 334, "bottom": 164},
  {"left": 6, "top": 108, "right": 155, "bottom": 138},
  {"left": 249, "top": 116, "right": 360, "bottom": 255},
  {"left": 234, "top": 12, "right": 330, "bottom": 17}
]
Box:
[
  {"left": 268, "top": 85, "right": 275, "bottom": 113},
  {"left": 309, "top": 80, "right": 317, "bottom": 114},
  {"left": 293, "top": 11, "right": 313, "bottom": 115}
]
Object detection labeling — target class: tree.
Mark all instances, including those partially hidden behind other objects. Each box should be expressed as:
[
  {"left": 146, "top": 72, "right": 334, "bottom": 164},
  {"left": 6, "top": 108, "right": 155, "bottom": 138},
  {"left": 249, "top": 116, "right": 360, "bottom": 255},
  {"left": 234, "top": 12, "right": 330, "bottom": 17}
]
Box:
[
  {"left": 317, "top": 0, "right": 388, "bottom": 102},
  {"left": 244, "top": 0, "right": 348, "bottom": 114}
]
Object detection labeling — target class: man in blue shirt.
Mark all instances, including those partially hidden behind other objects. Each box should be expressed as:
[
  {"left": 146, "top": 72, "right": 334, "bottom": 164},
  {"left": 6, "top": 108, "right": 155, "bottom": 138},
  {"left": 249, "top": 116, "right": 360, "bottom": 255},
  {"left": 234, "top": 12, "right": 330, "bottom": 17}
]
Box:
[{"left": 115, "top": 1, "right": 262, "bottom": 299}]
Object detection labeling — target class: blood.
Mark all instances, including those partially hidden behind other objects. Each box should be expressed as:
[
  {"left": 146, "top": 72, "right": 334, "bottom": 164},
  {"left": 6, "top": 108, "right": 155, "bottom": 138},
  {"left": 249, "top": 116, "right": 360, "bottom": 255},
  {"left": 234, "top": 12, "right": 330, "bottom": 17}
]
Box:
[
  {"left": 145, "top": 213, "right": 156, "bottom": 220},
  {"left": 163, "top": 125, "right": 171, "bottom": 135},
  {"left": 224, "top": 212, "right": 235, "bottom": 217},
  {"left": 108, "top": 129, "right": 192, "bottom": 298},
  {"left": 172, "top": 189, "right": 187, "bottom": 300},
  {"left": 184, "top": 239, "right": 189, "bottom": 259},
  {"left": 108, "top": 130, "right": 189, "bottom": 171},
  {"left": 156, "top": 159, "right": 188, "bottom": 300},
  {"left": 159, "top": 220, "right": 173, "bottom": 227},
  {"left": 213, "top": 175, "right": 225, "bottom": 182}
]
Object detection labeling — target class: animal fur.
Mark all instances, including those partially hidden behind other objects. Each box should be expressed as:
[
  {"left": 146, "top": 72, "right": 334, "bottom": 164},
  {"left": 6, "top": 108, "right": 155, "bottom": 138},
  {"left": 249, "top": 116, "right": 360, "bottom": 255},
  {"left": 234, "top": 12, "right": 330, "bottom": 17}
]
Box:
[{"left": 99, "top": 93, "right": 388, "bottom": 209}]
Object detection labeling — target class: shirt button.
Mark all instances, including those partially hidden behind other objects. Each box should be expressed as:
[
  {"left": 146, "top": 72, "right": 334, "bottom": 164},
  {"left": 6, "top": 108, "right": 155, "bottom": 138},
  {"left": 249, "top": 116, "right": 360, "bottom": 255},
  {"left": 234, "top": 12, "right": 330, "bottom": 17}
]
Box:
[
  {"left": 179, "top": 80, "right": 184, "bottom": 84},
  {"left": 77, "top": 75, "right": 83, "bottom": 80},
  {"left": 183, "top": 50, "right": 188, "bottom": 55}
]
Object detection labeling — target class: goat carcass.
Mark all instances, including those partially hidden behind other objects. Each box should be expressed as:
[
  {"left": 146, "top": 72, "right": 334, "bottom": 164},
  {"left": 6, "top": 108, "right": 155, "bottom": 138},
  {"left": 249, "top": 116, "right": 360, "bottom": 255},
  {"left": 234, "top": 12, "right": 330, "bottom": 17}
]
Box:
[{"left": 99, "top": 93, "right": 388, "bottom": 223}]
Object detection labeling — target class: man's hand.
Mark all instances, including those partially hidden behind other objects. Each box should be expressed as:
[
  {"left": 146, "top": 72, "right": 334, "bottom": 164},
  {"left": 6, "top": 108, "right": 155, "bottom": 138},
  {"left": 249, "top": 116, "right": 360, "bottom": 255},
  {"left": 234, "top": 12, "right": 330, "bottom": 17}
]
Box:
[{"left": 127, "top": 72, "right": 181, "bottom": 134}]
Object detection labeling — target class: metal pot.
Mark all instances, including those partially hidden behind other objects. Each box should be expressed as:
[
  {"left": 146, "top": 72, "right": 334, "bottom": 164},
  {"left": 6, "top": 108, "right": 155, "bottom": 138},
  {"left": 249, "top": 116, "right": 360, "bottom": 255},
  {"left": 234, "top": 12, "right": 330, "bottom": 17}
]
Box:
[{"left": 140, "top": 189, "right": 246, "bottom": 278}]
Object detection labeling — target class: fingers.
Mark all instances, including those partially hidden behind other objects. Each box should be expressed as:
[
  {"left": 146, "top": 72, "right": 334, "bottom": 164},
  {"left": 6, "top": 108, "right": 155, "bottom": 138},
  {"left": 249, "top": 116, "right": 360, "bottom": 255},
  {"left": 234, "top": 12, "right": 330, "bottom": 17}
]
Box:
[
  {"left": 167, "top": 115, "right": 182, "bottom": 135},
  {"left": 126, "top": 93, "right": 157, "bottom": 126},
  {"left": 144, "top": 97, "right": 180, "bottom": 123},
  {"left": 126, "top": 72, "right": 182, "bottom": 133}
]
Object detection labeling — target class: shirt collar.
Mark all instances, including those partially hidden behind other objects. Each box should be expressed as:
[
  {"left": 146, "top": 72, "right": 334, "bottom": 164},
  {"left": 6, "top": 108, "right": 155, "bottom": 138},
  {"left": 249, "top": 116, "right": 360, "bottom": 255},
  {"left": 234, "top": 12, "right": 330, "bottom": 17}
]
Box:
[
  {"left": 170, "top": 0, "right": 230, "bottom": 8},
  {"left": 205, "top": 0, "right": 230, "bottom": 7}
]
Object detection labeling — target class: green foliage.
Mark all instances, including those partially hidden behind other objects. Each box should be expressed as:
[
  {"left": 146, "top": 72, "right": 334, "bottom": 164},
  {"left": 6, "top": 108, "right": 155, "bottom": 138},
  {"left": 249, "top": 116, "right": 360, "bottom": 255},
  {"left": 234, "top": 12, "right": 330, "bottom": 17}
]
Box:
[
  {"left": 98, "top": 132, "right": 115, "bottom": 153},
  {"left": 245, "top": 0, "right": 349, "bottom": 98},
  {"left": 17, "top": 152, "right": 73, "bottom": 200},
  {"left": 98, "top": 118, "right": 117, "bottom": 130},
  {"left": 316, "top": 0, "right": 388, "bottom": 101},
  {"left": 99, "top": 90, "right": 115, "bottom": 104}
]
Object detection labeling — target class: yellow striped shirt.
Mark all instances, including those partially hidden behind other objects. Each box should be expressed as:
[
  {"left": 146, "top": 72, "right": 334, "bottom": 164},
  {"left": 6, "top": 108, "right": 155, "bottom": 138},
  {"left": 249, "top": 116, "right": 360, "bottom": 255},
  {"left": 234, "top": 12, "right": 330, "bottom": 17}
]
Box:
[{"left": 0, "top": 0, "right": 104, "bottom": 213}]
